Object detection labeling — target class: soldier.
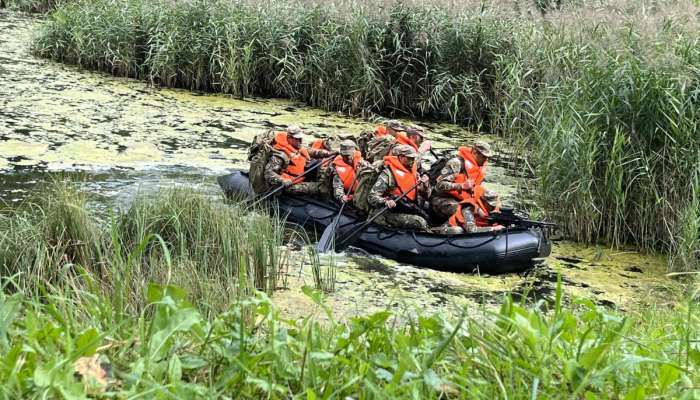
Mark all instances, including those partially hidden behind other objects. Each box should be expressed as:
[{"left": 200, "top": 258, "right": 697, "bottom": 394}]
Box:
[
  {"left": 310, "top": 135, "right": 336, "bottom": 152},
  {"left": 367, "top": 145, "right": 430, "bottom": 230},
  {"left": 359, "top": 120, "right": 405, "bottom": 160},
  {"left": 330, "top": 140, "right": 368, "bottom": 203},
  {"left": 430, "top": 140, "right": 503, "bottom": 234},
  {"left": 264, "top": 126, "right": 334, "bottom": 196}
]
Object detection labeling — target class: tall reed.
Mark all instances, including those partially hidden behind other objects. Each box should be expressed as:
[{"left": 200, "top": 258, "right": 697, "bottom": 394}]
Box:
[{"left": 0, "top": 182, "right": 290, "bottom": 314}]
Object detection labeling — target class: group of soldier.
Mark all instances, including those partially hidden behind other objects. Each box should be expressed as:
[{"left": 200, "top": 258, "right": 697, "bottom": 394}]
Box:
[{"left": 258, "top": 120, "right": 505, "bottom": 234}]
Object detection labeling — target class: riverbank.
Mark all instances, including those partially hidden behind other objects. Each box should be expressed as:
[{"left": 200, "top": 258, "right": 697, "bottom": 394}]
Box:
[{"left": 1, "top": 182, "right": 697, "bottom": 398}]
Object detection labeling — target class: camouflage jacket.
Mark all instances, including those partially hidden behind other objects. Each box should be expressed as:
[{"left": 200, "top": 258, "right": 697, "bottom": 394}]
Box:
[
  {"left": 434, "top": 156, "right": 497, "bottom": 200},
  {"left": 264, "top": 147, "right": 331, "bottom": 187},
  {"left": 367, "top": 167, "right": 427, "bottom": 209}
]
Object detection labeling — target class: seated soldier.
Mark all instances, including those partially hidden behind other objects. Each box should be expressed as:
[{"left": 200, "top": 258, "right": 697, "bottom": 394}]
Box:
[
  {"left": 264, "top": 126, "right": 334, "bottom": 196},
  {"left": 331, "top": 140, "right": 368, "bottom": 203},
  {"left": 361, "top": 120, "right": 405, "bottom": 162},
  {"left": 367, "top": 145, "right": 430, "bottom": 231},
  {"left": 430, "top": 140, "right": 503, "bottom": 234},
  {"left": 393, "top": 124, "right": 432, "bottom": 172},
  {"left": 310, "top": 135, "right": 336, "bottom": 152}
]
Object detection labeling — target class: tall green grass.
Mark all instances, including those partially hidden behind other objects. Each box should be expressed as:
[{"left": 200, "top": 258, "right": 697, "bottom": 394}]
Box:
[
  {"left": 0, "top": 182, "right": 289, "bottom": 315},
  {"left": 1, "top": 266, "right": 698, "bottom": 397}
]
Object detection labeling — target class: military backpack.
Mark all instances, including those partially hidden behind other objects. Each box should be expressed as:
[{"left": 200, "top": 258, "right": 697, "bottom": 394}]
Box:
[{"left": 247, "top": 129, "right": 276, "bottom": 195}]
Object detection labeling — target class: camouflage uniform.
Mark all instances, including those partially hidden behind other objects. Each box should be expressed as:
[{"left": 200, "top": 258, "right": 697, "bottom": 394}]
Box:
[
  {"left": 263, "top": 129, "right": 332, "bottom": 196},
  {"left": 367, "top": 165, "right": 429, "bottom": 231},
  {"left": 430, "top": 144, "right": 499, "bottom": 234},
  {"left": 331, "top": 140, "right": 368, "bottom": 202}
]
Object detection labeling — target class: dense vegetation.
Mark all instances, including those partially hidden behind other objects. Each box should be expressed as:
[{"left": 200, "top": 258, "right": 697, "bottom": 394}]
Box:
[
  {"left": 0, "top": 184, "right": 698, "bottom": 398},
  {"left": 27, "top": 0, "right": 700, "bottom": 271},
  {"left": 0, "top": 0, "right": 57, "bottom": 12}
]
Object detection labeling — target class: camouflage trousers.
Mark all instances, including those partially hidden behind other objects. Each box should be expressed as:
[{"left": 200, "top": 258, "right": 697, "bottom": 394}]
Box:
[
  {"left": 372, "top": 211, "right": 429, "bottom": 231},
  {"left": 430, "top": 195, "right": 460, "bottom": 220},
  {"left": 430, "top": 195, "right": 490, "bottom": 234}
]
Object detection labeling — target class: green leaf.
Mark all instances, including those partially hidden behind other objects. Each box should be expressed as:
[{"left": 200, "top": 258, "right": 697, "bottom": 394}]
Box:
[
  {"left": 310, "top": 352, "right": 334, "bottom": 361},
  {"left": 168, "top": 355, "right": 182, "bottom": 383},
  {"left": 306, "top": 389, "right": 317, "bottom": 400},
  {"left": 33, "top": 365, "right": 52, "bottom": 388},
  {"left": 579, "top": 345, "right": 607, "bottom": 370},
  {"left": 75, "top": 328, "right": 100, "bottom": 356},
  {"left": 659, "top": 363, "right": 681, "bottom": 391},
  {"left": 179, "top": 355, "right": 207, "bottom": 370},
  {"left": 301, "top": 285, "right": 324, "bottom": 305},
  {"left": 688, "top": 349, "right": 700, "bottom": 366},
  {"left": 624, "top": 386, "right": 645, "bottom": 400}
]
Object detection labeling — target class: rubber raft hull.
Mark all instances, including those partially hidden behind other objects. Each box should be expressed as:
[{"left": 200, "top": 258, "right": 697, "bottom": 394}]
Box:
[{"left": 218, "top": 171, "right": 551, "bottom": 274}]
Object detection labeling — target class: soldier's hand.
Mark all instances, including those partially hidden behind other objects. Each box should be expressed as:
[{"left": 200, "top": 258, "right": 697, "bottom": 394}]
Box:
[
  {"left": 420, "top": 175, "right": 429, "bottom": 184},
  {"left": 490, "top": 224, "right": 505, "bottom": 232},
  {"left": 459, "top": 181, "right": 473, "bottom": 191},
  {"left": 385, "top": 199, "right": 396, "bottom": 209},
  {"left": 419, "top": 140, "right": 431, "bottom": 153},
  {"left": 341, "top": 195, "right": 351, "bottom": 203},
  {"left": 283, "top": 179, "right": 294, "bottom": 187}
]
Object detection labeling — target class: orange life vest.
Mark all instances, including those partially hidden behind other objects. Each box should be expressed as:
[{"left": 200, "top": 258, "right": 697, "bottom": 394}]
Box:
[
  {"left": 332, "top": 151, "right": 361, "bottom": 194},
  {"left": 311, "top": 139, "right": 329, "bottom": 151},
  {"left": 384, "top": 156, "right": 417, "bottom": 202},
  {"left": 374, "top": 125, "right": 387, "bottom": 137},
  {"left": 273, "top": 132, "right": 309, "bottom": 182},
  {"left": 447, "top": 147, "right": 490, "bottom": 227},
  {"left": 395, "top": 132, "right": 419, "bottom": 151}
]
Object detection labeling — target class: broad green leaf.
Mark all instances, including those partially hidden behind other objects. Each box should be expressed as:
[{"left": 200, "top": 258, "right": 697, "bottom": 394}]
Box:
[
  {"left": 75, "top": 328, "right": 100, "bottom": 356},
  {"left": 659, "top": 363, "right": 681, "bottom": 391},
  {"left": 168, "top": 355, "right": 182, "bottom": 383},
  {"left": 624, "top": 386, "right": 645, "bottom": 400}
]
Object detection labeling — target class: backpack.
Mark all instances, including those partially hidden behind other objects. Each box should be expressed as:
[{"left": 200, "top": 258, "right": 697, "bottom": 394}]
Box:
[
  {"left": 316, "top": 159, "right": 334, "bottom": 200},
  {"left": 365, "top": 135, "right": 396, "bottom": 163},
  {"left": 352, "top": 160, "right": 385, "bottom": 213},
  {"left": 248, "top": 129, "right": 276, "bottom": 195},
  {"left": 356, "top": 130, "right": 374, "bottom": 156}
]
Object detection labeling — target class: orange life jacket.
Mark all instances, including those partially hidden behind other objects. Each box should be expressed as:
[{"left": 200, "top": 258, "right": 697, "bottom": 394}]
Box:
[
  {"left": 332, "top": 151, "right": 362, "bottom": 194},
  {"left": 395, "top": 132, "right": 419, "bottom": 151},
  {"left": 384, "top": 156, "right": 417, "bottom": 202},
  {"left": 447, "top": 147, "right": 490, "bottom": 227},
  {"left": 374, "top": 125, "right": 387, "bottom": 137},
  {"left": 311, "top": 139, "right": 329, "bottom": 151},
  {"left": 273, "top": 132, "right": 310, "bottom": 182}
]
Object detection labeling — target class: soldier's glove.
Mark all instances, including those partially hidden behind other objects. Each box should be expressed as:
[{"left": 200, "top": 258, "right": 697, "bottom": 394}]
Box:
[{"left": 385, "top": 199, "right": 396, "bottom": 209}]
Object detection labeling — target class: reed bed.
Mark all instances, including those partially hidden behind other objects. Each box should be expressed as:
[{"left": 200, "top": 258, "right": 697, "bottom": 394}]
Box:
[
  {"left": 0, "top": 182, "right": 289, "bottom": 315},
  {"left": 29, "top": 0, "right": 700, "bottom": 271}
]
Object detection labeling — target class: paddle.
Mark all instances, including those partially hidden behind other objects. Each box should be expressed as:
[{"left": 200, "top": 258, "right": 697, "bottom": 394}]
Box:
[
  {"left": 334, "top": 178, "right": 424, "bottom": 251},
  {"left": 250, "top": 155, "right": 334, "bottom": 207},
  {"left": 316, "top": 174, "right": 358, "bottom": 253}
]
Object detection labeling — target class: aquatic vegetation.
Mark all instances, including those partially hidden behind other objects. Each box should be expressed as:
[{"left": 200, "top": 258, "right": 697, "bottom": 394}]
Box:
[{"left": 0, "top": 181, "right": 291, "bottom": 315}]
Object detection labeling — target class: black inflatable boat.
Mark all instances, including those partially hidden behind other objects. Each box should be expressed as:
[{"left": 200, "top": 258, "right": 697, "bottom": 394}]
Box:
[{"left": 218, "top": 171, "right": 551, "bottom": 274}]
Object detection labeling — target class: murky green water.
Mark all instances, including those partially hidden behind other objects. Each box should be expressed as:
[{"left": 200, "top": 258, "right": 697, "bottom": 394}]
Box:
[{"left": 0, "top": 11, "right": 682, "bottom": 317}]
